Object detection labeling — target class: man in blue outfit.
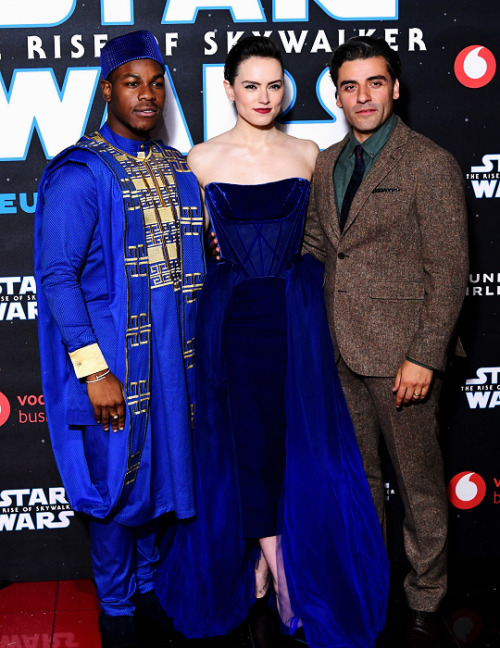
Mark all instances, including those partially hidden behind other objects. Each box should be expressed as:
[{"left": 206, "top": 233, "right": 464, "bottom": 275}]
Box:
[{"left": 35, "top": 30, "right": 205, "bottom": 647}]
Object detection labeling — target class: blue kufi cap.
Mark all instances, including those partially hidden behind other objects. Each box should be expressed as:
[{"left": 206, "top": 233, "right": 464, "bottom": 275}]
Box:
[{"left": 100, "top": 30, "right": 165, "bottom": 80}]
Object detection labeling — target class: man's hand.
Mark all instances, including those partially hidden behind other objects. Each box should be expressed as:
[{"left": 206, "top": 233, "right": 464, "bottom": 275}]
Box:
[
  {"left": 392, "top": 360, "right": 433, "bottom": 408},
  {"left": 86, "top": 371, "right": 125, "bottom": 432}
]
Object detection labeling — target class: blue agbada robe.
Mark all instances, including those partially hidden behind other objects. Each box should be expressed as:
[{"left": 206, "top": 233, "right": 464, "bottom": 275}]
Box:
[{"left": 35, "top": 125, "right": 205, "bottom": 525}]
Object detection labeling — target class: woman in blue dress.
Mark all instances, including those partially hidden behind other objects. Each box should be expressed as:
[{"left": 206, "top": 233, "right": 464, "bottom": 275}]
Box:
[{"left": 155, "top": 36, "right": 389, "bottom": 648}]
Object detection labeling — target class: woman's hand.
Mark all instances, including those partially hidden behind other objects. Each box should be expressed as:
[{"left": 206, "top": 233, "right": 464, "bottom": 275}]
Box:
[{"left": 208, "top": 231, "right": 221, "bottom": 260}]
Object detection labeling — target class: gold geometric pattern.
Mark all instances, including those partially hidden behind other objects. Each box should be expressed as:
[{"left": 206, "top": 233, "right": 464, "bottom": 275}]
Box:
[
  {"left": 95, "top": 138, "right": 195, "bottom": 293},
  {"left": 184, "top": 272, "right": 204, "bottom": 304},
  {"left": 117, "top": 147, "right": 184, "bottom": 291},
  {"left": 127, "top": 379, "right": 150, "bottom": 416},
  {"left": 125, "top": 244, "right": 149, "bottom": 278},
  {"left": 89, "top": 134, "right": 204, "bottom": 379},
  {"left": 126, "top": 312, "right": 151, "bottom": 348},
  {"left": 184, "top": 337, "right": 195, "bottom": 369}
]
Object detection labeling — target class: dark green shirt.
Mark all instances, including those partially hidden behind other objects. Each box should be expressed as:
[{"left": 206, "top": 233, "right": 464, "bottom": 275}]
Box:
[{"left": 334, "top": 113, "right": 398, "bottom": 216}]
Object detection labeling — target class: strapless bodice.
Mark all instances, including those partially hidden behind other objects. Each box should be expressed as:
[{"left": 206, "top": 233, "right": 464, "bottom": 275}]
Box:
[{"left": 204, "top": 178, "right": 310, "bottom": 280}]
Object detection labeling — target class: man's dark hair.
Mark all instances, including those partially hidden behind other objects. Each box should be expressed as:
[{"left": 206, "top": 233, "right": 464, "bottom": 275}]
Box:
[
  {"left": 329, "top": 36, "right": 402, "bottom": 88},
  {"left": 224, "top": 36, "right": 284, "bottom": 85}
]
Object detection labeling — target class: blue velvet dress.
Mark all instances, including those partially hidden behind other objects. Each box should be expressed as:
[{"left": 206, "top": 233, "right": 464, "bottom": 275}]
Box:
[{"left": 155, "top": 178, "right": 389, "bottom": 648}]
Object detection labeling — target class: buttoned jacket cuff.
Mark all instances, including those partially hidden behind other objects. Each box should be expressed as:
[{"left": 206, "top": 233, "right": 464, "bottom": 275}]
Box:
[{"left": 69, "top": 343, "right": 108, "bottom": 379}]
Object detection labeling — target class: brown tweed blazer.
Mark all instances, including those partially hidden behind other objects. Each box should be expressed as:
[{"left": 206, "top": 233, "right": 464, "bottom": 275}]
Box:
[{"left": 303, "top": 117, "right": 469, "bottom": 377}]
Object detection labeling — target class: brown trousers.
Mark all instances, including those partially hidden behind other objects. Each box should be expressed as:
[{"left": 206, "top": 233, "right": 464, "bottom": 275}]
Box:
[{"left": 337, "top": 357, "right": 447, "bottom": 612}]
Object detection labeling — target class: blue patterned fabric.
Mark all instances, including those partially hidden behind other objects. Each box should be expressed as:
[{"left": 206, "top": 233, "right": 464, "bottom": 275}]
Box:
[
  {"left": 155, "top": 178, "right": 389, "bottom": 647},
  {"left": 35, "top": 125, "right": 205, "bottom": 524},
  {"left": 100, "top": 29, "right": 165, "bottom": 79}
]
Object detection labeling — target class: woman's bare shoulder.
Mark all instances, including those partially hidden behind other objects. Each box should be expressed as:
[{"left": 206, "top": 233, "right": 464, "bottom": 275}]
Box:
[
  {"left": 188, "top": 133, "right": 238, "bottom": 185},
  {"left": 279, "top": 134, "right": 320, "bottom": 177},
  {"left": 289, "top": 135, "right": 320, "bottom": 162},
  {"left": 187, "top": 140, "right": 218, "bottom": 164},
  {"left": 187, "top": 139, "right": 223, "bottom": 184}
]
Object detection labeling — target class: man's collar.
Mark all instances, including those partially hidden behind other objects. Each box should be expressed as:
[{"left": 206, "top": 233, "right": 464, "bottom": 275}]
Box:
[
  {"left": 347, "top": 113, "right": 398, "bottom": 159},
  {"left": 100, "top": 123, "right": 152, "bottom": 157}
]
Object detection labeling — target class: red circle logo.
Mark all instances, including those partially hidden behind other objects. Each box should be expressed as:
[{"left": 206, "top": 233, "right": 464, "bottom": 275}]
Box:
[
  {"left": 447, "top": 472, "right": 486, "bottom": 509},
  {"left": 0, "top": 392, "right": 11, "bottom": 427},
  {"left": 448, "top": 608, "right": 482, "bottom": 644},
  {"left": 455, "top": 45, "right": 496, "bottom": 88}
]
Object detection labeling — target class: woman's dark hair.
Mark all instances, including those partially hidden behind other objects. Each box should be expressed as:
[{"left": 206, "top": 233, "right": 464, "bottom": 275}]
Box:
[
  {"left": 224, "top": 36, "right": 284, "bottom": 85},
  {"left": 329, "top": 36, "right": 402, "bottom": 88}
]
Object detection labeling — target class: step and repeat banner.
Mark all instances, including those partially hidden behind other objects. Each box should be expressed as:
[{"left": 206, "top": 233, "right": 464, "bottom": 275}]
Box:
[{"left": 0, "top": 0, "right": 499, "bottom": 581}]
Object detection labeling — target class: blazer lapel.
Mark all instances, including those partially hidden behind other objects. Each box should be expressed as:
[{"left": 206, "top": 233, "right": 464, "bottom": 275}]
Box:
[
  {"left": 321, "top": 135, "right": 348, "bottom": 242},
  {"left": 341, "top": 119, "right": 409, "bottom": 235}
]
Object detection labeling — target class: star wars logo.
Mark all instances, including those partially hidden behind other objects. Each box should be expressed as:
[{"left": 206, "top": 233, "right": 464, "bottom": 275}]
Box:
[
  {"left": 0, "top": 0, "right": 429, "bottom": 160},
  {"left": 466, "top": 154, "right": 500, "bottom": 199},
  {"left": 0, "top": 487, "right": 74, "bottom": 532},
  {"left": 0, "top": 276, "right": 37, "bottom": 322},
  {"left": 462, "top": 366, "right": 500, "bottom": 409},
  {"left": 0, "top": 0, "right": 398, "bottom": 27},
  {"left": 1, "top": 633, "right": 80, "bottom": 647}
]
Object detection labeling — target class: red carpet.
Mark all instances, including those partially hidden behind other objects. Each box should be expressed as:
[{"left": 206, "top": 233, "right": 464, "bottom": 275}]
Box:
[
  {"left": 2, "top": 561, "right": 500, "bottom": 647},
  {"left": 0, "top": 580, "right": 100, "bottom": 646}
]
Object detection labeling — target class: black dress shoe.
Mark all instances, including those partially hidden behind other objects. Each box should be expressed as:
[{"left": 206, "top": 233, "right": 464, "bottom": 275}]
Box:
[
  {"left": 98, "top": 613, "right": 139, "bottom": 648},
  {"left": 407, "top": 610, "right": 439, "bottom": 647}
]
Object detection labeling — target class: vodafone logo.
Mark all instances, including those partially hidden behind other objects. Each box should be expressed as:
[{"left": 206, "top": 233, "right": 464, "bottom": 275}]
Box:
[
  {"left": 455, "top": 45, "right": 496, "bottom": 88},
  {"left": 448, "top": 608, "right": 482, "bottom": 643},
  {"left": 448, "top": 472, "right": 486, "bottom": 509},
  {"left": 0, "top": 392, "right": 11, "bottom": 427}
]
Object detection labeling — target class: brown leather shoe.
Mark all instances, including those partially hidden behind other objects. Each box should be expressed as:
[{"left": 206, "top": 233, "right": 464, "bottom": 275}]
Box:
[{"left": 407, "top": 610, "right": 439, "bottom": 647}]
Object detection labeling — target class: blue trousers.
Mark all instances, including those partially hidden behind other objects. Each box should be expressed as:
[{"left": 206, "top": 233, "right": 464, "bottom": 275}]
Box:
[{"left": 89, "top": 517, "right": 159, "bottom": 616}]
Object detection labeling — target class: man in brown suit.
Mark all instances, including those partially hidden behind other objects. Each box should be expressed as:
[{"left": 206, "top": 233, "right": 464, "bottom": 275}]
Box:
[{"left": 303, "top": 37, "right": 468, "bottom": 647}]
